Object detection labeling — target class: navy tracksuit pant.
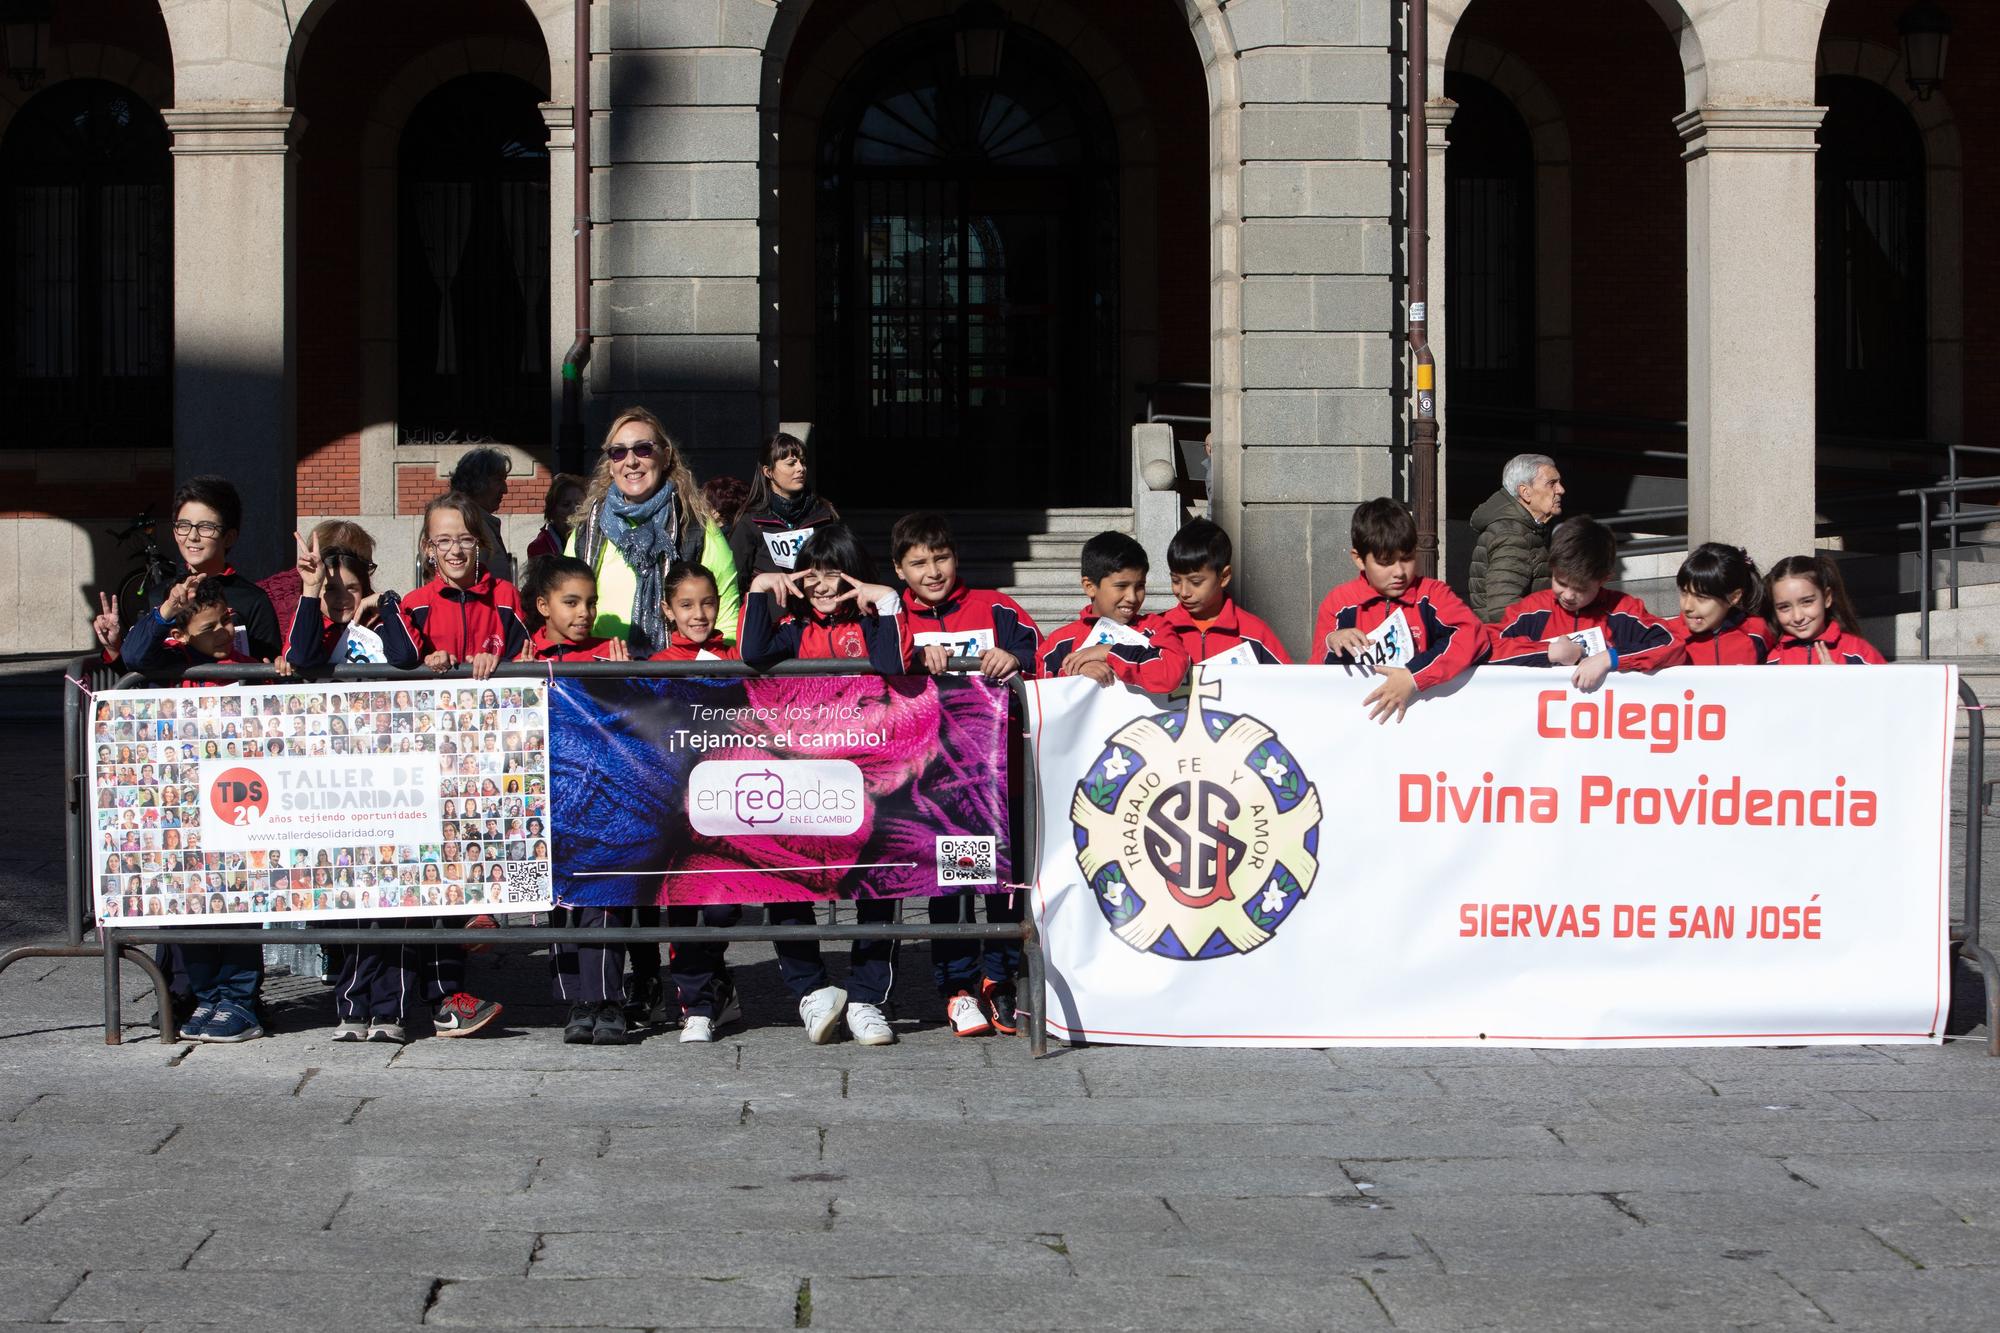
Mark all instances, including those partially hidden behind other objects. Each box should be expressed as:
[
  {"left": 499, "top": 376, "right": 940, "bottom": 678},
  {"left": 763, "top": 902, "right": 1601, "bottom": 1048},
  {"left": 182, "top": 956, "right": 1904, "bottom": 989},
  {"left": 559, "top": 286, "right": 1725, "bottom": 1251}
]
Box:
[
  {"left": 549, "top": 906, "right": 664, "bottom": 1003},
  {"left": 927, "top": 891, "right": 1022, "bottom": 994},
  {"left": 666, "top": 903, "right": 739, "bottom": 1017},
  {"left": 769, "top": 899, "right": 897, "bottom": 1006}
]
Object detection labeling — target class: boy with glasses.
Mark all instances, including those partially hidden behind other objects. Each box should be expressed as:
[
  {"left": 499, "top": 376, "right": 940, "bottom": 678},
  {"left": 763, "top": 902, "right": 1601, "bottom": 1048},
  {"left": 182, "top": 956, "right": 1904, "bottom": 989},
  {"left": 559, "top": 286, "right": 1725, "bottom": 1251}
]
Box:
[{"left": 94, "top": 476, "right": 282, "bottom": 663}]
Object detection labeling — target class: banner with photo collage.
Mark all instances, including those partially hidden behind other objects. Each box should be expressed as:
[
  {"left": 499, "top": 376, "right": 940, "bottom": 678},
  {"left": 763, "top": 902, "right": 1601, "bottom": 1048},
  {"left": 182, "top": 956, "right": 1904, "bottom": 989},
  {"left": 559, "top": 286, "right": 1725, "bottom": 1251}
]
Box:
[{"left": 90, "top": 682, "right": 553, "bottom": 925}]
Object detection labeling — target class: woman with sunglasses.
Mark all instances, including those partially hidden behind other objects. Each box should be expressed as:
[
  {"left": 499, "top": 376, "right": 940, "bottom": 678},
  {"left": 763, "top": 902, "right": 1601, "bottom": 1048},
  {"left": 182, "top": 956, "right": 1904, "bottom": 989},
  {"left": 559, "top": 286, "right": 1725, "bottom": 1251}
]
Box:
[{"left": 566, "top": 407, "right": 742, "bottom": 654}]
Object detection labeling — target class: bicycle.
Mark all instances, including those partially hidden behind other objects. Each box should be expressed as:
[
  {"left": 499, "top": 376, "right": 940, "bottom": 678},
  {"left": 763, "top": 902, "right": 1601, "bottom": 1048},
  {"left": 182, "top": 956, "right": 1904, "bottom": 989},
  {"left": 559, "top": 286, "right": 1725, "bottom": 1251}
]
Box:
[{"left": 107, "top": 506, "right": 181, "bottom": 627}]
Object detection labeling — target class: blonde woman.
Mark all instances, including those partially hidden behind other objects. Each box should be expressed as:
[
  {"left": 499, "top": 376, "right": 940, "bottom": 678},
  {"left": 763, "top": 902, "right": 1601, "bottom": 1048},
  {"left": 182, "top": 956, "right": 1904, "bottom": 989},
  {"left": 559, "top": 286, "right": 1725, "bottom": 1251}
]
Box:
[{"left": 565, "top": 407, "right": 742, "bottom": 652}]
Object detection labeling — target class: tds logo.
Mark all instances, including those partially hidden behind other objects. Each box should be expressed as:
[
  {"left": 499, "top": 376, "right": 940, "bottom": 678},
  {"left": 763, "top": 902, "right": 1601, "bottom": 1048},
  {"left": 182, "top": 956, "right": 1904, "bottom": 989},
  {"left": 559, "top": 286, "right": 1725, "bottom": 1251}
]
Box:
[
  {"left": 209, "top": 767, "right": 270, "bottom": 826},
  {"left": 1070, "top": 676, "right": 1322, "bottom": 961}
]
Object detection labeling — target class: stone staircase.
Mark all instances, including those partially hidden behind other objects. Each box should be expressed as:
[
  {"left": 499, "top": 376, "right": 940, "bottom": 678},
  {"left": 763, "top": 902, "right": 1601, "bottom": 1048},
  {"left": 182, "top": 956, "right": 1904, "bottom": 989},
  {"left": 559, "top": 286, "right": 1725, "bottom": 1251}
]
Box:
[{"left": 842, "top": 507, "right": 1137, "bottom": 631}]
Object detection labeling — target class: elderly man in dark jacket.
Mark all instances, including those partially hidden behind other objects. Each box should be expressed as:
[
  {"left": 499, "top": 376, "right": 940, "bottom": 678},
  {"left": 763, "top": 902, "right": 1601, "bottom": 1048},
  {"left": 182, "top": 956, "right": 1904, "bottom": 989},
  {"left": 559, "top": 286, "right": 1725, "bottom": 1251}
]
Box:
[{"left": 1468, "top": 453, "right": 1564, "bottom": 622}]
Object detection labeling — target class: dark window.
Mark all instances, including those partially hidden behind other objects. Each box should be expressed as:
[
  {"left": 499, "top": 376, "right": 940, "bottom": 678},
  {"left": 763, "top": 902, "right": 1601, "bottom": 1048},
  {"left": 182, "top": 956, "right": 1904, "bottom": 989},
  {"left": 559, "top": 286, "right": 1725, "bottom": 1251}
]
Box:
[
  {"left": 0, "top": 79, "right": 171, "bottom": 448},
  {"left": 817, "top": 25, "right": 1119, "bottom": 508},
  {"left": 1444, "top": 72, "right": 1536, "bottom": 413},
  {"left": 398, "top": 73, "right": 550, "bottom": 447},
  {"left": 1816, "top": 75, "right": 1926, "bottom": 440}
]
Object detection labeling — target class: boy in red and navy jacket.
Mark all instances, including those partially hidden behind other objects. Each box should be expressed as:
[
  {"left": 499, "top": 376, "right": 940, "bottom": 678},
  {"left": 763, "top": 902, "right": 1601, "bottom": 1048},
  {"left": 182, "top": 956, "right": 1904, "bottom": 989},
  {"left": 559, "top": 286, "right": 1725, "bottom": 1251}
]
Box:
[
  {"left": 522, "top": 556, "right": 632, "bottom": 663},
  {"left": 889, "top": 511, "right": 1039, "bottom": 1037},
  {"left": 891, "top": 511, "right": 1040, "bottom": 681},
  {"left": 1158, "top": 518, "right": 1292, "bottom": 666},
  {"left": 1487, "top": 516, "right": 1677, "bottom": 690},
  {"left": 1039, "top": 532, "right": 1190, "bottom": 693},
  {"left": 1312, "top": 498, "right": 1487, "bottom": 723}
]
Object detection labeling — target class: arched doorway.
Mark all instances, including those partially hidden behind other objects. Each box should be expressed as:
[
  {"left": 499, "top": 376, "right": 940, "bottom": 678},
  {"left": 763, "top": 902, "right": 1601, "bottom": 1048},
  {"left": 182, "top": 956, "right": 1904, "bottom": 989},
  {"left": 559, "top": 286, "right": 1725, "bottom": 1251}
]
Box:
[
  {"left": 812, "top": 20, "right": 1120, "bottom": 509},
  {"left": 1816, "top": 74, "right": 1926, "bottom": 441},
  {"left": 1444, "top": 71, "right": 1536, "bottom": 418},
  {"left": 397, "top": 72, "right": 552, "bottom": 447},
  {"left": 0, "top": 79, "right": 171, "bottom": 448}
]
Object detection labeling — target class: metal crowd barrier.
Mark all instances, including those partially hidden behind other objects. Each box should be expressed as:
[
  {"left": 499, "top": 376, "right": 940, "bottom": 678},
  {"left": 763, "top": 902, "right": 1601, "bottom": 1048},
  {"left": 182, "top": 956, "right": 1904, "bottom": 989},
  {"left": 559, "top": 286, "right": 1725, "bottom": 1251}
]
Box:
[
  {"left": 5, "top": 656, "right": 1051, "bottom": 1056},
  {"left": 9, "top": 658, "right": 1997, "bottom": 1056}
]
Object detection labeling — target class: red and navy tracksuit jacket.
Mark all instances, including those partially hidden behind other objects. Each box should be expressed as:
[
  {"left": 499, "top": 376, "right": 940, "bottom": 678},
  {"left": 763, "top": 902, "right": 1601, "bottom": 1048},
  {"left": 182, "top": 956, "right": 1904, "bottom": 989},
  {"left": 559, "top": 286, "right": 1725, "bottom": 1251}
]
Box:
[
  {"left": 1158, "top": 599, "right": 1293, "bottom": 665},
  {"left": 1768, "top": 621, "right": 1887, "bottom": 665},
  {"left": 1038, "top": 608, "right": 1190, "bottom": 693},
  {"left": 1310, "top": 576, "right": 1487, "bottom": 691},
  {"left": 525, "top": 627, "right": 627, "bottom": 662},
  {"left": 283, "top": 595, "right": 394, "bottom": 668},
  {"left": 1663, "top": 611, "right": 1773, "bottom": 666},
  {"left": 1487, "top": 587, "right": 1678, "bottom": 672},
  {"left": 650, "top": 632, "right": 742, "bottom": 663},
  {"left": 378, "top": 571, "right": 529, "bottom": 668},
  {"left": 118, "top": 608, "right": 259, "bottom": 679},
  {"left": 739, "top": 589, "right": 912, "bottom": 673},
  {"left": 903, "top": 581, "right": 1040, "bottom": 670}
]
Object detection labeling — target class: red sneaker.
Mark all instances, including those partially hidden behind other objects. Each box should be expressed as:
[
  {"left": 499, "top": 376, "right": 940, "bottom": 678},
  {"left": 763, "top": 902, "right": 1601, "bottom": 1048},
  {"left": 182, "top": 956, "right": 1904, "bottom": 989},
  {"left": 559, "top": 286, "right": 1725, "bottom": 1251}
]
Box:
[
  {"left": 432, "top": 992, "right": 501, "bottom": 1037},
  {"left": 947, "top": 991, "right": 993, "bottom": 1037}
]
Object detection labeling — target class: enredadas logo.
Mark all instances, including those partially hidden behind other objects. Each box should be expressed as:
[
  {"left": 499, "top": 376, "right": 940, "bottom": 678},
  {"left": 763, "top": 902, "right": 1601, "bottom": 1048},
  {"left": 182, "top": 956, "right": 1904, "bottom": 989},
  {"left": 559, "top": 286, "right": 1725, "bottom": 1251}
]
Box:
[{"left": 209, "top": 767, "right": 269, "bottom": 826}]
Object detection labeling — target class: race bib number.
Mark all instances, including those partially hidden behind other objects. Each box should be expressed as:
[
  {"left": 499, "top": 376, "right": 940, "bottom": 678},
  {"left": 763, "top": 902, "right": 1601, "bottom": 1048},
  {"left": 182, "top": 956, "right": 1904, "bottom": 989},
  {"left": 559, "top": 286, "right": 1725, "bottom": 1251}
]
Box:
[
  {"left": 914, "top": 628, "right": 996, "bottom": 658},
  {"left": 695, "top": 649, "right": 722, "bottom": 661},
  {"left": 1200, "top": 641, "right": 1259, "bottom": 668},
  {"left": 1563, "top": 626, "right": 1608, "bottom": 659},
  {"left": 1084, "top": 619, "right": 1150, "bottom": 650},
  {"left": 333, "top": 623, "right": 388, "bottom": 665},
  {"left": 1354, "top": 609, "right": 1414, "bottom": 669},
  {"left": 763, "top": 527, "right": 814, "bottom": 571}
]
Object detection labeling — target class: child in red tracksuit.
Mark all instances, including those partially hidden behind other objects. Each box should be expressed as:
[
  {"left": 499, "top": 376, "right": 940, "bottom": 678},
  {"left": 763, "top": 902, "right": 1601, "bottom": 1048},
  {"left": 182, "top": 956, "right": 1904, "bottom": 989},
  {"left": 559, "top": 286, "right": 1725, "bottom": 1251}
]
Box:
[
  {"left": 1488, "top": 516, "right": 1676, "bottom": 690},
  {"left": 524, "top": 556, "right": 633, "bottom": 664},
  {"left": 647, "top": 559, "right": 743, "bottom": 1045},
  {"left": 1038, "top": 531, "right": 1190, "bottom": 692},
  {"left": 379, "top": 493, "right": 530, "bottom": 682},
  {"left": 649, "top": 560, "right": 743, "bottom": 664},
  {"left": 1158, "top": 518, "right": 1292, "bottom": 667},
  {"left": 1765, "top": 554, "right": 1887, "bottom": 665},
  {"left": 1312, "top": 498, "right": 1487, "bottom": 723},
  {"left": 741, "top": 524, "right": 912, "bottom": 1048},
  {"left": 375, "top": 492, "right": 518, "bottom": 1039},
  {"left": 891, "top": 511, "right": 1039, "bottom": 1039},
  {"left": 1663, "top": 543, "right": 1773, "bottom": 666}
]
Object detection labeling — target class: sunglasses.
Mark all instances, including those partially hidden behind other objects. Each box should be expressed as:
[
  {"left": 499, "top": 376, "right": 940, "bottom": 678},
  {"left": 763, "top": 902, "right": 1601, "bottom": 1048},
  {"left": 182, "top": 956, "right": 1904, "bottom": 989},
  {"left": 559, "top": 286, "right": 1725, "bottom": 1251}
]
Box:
[{"left": 603, "top": 441, "right": 659, "bottom": 463}]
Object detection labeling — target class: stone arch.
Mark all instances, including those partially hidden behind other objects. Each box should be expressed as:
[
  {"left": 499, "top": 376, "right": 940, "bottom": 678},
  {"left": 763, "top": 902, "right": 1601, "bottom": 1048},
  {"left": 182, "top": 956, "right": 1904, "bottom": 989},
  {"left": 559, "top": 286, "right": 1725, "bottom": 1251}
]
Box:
[
  {"left": 285, "top": 0, "right": 573, "bottom": 107},
  {"left": 0, "top": 44, "right": 173, "bottom": 137},
  {"left": 1442, "top": 36, "right": 1574, "bottom": 418},
  {"left": 349, "top": 37, "right": 558, "bottom": 512},
  {"left": 1817, "top": 37, "right": 1962, "bottom": 448},
  {"left": 1431, "top": 0, "right": 1706, "bottom": 108},
  {"left": 761, "top": 0, "right": 1241, "bottom": 471}
]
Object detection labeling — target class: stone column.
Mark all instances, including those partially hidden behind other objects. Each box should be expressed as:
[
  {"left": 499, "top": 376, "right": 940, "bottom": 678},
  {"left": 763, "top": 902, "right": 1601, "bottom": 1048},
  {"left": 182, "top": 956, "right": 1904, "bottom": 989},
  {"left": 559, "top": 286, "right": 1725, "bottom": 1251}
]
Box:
[
  {"left": 1426, "top": 100, "right": 1454, "bottom": 571},
  {"left": 163, "top": 106, "right": 301, "bottom": 579},
  {"left": 1677, "top": 105, "right": 1823, "bottom": 571}
]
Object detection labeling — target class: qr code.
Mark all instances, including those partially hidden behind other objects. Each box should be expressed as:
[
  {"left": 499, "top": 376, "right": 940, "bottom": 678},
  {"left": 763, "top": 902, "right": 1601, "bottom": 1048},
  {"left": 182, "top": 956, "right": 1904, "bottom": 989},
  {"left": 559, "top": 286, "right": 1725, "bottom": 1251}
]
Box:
[
  {"left": 502, "top": 861, "right": 550, "bottom": 904},
  {"left": 936, "top": 836, "right": 997, "bottom": 886}
]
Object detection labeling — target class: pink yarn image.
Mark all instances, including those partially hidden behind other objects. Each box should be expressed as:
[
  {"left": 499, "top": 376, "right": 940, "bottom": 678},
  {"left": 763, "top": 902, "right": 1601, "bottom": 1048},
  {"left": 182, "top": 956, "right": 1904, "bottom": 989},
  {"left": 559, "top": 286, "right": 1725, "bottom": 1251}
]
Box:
[{"left": 658, "top": 675, "right": 953, "bottom": 903}]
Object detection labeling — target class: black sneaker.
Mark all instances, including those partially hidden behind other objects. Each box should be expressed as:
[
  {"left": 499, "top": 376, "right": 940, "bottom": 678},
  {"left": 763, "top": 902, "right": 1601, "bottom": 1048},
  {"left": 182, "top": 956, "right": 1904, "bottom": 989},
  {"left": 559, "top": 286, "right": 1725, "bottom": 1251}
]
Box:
[
  {"left": 432, "top": 992, "right": 502, "bottom": 1038},
  {"left": 982, "top": 978, "right": 1019, "bottom": 1037},
  {"left": 591, "top": 1000, "right": 628, "bottom": 1046},
  {"left": 563, "top": 1002, "right": 595, "bottom": 1045},
  {"left": 625, "top": 974, "right": 675, "bottom": 1028}
]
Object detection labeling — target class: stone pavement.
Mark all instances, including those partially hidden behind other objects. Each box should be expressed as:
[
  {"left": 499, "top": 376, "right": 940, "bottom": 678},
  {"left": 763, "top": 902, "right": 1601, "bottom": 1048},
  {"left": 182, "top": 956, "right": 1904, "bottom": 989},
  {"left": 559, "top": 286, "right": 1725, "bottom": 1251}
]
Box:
[{"left": 5, "top": 715, "right": 2000, "bottom": 1330}]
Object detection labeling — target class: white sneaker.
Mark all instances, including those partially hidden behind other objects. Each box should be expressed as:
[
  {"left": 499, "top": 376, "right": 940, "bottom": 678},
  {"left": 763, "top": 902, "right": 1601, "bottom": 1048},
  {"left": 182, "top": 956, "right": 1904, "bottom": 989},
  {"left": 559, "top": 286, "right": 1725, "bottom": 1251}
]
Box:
[
  {"left": 679, "top": 1015, "right": 716, "bottom": 1043},
  {"left": 946, "top": 991, "right": 992, "bottom": 1038},
  {"left": 847, "top": 1001, "right": 896, "bottom": 1046},
  {"left": 330, "top": 1018, "right": 369, "bottom": 1042},
  {"left": 799, "top": 986, "right": 848, "bottom": 1044}
]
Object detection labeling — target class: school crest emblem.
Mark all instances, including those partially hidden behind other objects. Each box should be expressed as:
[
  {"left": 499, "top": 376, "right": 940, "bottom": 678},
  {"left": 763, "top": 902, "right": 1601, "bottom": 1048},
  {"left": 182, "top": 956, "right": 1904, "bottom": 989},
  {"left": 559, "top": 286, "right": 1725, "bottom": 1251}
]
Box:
[{"left": 1069, "top": 673, "right": 1322, "bottom": 960}]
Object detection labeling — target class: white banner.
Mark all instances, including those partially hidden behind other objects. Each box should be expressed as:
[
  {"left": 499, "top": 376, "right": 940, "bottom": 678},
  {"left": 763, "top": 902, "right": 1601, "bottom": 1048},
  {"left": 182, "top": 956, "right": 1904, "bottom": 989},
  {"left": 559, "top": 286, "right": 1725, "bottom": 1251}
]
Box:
[
  {"left": 90, "top": 681, "right": 554, "bottom": 924},
  {"left": 1027, "top": 664, "right": 1958, "bottom": 1048}
]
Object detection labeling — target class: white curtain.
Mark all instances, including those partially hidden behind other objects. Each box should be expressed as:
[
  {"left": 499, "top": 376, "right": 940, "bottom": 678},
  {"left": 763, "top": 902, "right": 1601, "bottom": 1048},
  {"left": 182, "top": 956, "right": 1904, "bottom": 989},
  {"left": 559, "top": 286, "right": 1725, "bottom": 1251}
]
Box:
[
  {"left": 412, "top": 182, "right": 475, "bottom": 374},
  {"left": 497, "top": 180, "right": 548, "bottom": 373}
]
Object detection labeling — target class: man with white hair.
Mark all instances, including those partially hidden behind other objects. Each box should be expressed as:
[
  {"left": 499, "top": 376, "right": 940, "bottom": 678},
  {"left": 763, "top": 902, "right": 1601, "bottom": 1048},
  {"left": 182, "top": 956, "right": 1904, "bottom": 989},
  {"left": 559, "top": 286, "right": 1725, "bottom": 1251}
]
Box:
[{"left": 1468, "top": 453, "right": 1564, "bottom": 622}]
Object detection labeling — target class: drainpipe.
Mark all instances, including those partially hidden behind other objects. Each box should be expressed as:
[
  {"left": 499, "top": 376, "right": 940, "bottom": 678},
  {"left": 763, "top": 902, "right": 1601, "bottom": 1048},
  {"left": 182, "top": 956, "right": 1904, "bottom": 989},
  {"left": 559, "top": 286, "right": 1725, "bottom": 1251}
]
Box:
[
  {"left": 1407, "top": 0, "right": 1439, "bottom": 577},
  {"left": 557, "top": 0, "right": 592, "bottom": 475}
]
